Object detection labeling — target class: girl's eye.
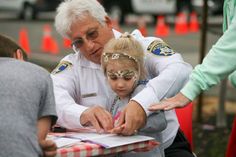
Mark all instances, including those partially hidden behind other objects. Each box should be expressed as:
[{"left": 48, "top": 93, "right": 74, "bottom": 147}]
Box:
[
  {"left": 123, "top": 76, "right": 133, "bottom": 81},
  {"left": 109, "top": 75, "right": 118, "bottom": 80}
]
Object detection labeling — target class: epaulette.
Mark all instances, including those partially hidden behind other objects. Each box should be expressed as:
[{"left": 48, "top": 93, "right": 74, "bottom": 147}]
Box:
[
  {"left": 147, "top": 40, "right": 175, "bottom": 56},
  {"left": 51, "top": 61, "right": 73, "bottom": 74}
]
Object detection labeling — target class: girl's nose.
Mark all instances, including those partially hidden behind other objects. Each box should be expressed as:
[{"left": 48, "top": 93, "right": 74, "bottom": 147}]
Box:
[{"left": 116, "top": 79, "right": 126, "bottom": 88}]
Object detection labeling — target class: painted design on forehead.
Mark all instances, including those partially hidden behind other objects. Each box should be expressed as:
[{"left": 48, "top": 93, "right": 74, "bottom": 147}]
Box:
[
  {"left": 107, "top": 69, "right": 138, "bottom": 79},
  {"left": 103, "top": 53, "right": 138, "bottom": 63}
]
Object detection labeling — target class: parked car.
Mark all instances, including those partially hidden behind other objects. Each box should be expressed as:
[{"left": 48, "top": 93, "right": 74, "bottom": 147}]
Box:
[
  {"left": 0, "top": 0, "right": 62, "bottom": 20},
  {"left": 192, "top": 0, "right": 223, "bottom": 15},
  {"left": 100, "top": 0, "right": 223, "bottom": 24},
  {"left": 100, "top": 0, "right": 176, "bottom": 24}
]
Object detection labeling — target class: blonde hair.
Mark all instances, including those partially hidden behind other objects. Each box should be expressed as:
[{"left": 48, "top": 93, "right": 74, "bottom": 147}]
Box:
[{"left": 101, "top": 32, "right": 146, "bottom": 80}]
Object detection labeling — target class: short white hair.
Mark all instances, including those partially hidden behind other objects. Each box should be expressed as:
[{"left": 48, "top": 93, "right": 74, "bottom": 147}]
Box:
[{"left": 55, "top": 0, "right": 107, "bottom": 38}]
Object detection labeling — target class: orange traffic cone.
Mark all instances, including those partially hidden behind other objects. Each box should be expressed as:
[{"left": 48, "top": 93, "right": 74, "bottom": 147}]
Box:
[
  {"left": 63, "top": 38, "right": 71, "bottom": 49},
  {"left": 18, "top": 27, "right": 31, "bottom": 54},
  {"left": 41, "top": 24, "right": 59, "bottom": 55},
  {"left": 189, "top": 11, "right": 199, "bottom": 32},
  {"left": 50, "top": 38, "right": 59, "bottom": 55},
  {"left": 137, "top": 17, "right": 148, "bottom": 36},
  {"left": 41, "top": 24, "right": 51, "bottom": 53},
  {"left": 155, "top": 16, "right": 169, "bottom": 37},
  {"left": 175, "top": 12, "right": 188, "bottom": 35}
]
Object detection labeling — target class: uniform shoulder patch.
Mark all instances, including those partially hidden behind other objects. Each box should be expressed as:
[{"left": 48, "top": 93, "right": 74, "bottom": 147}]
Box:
[
  {"left": 147, "top": 40, "right": 175, "bottom": 56},
  {"left": 51, "top": 61, "right": 72, "bottom": 74}
]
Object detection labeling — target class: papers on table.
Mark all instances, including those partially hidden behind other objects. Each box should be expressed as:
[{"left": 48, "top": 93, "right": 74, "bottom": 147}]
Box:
[
  {"left": 47, "top": 135, "right": 81, "bottom": 148},
  {"left": 83, "top": 133, "right": 154, "bottom": 148},
  {"left": 48, "top": 131, "right": 155, "bottom": 148}
]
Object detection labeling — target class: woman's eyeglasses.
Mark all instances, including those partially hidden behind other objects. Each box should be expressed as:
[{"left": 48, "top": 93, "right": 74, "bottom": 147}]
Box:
[{"left": 71, "top": 26, "right": 100, "bottom": 53}]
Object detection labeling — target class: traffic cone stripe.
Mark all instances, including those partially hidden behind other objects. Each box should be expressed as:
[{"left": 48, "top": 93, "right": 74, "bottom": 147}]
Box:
[
  {"left": 137, "top": 17, "right": 148, "bottom": 36},
  {"left": 175, "top": 12, "right": 188, "bottom": 35},
  {"left": 189, "top": 12, "right": 199, "bottom": 32},
  {"left": 155, "top": 16, "right": 169, "bottom": 37},
  {"left": 41, "top": 24, "right": 59, "bottom": 55},
  {"left": 18, "top": 27, "right": 31, "bottom": 54}
]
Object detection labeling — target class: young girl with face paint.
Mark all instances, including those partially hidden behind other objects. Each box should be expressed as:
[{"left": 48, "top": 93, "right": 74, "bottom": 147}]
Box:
[
  {"left": 101, "top": 33, "right": 169, "bottom": 157},
  {"left": 101, "top": 32, "right": 146, "bottom": 121}
]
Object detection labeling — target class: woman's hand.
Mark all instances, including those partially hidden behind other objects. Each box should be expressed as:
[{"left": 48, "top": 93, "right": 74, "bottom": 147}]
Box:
[{"left": 148, "top": 93, "right": 192, "bottom": 111}]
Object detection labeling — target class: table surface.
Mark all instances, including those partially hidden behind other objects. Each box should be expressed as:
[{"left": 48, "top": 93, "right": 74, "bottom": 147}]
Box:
[
  {"left": 49, "top": 132, "right": 153, "bottom": 157},
  {"left": 56, "top": 140, "right": 150, "bottom": 157}
]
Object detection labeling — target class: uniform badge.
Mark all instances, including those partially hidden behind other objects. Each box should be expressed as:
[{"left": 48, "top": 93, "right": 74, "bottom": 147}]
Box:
[
  {"left": 147, "top": 40, "right": 175, "bottom": 56},
  {"left": 51, "top": 61, "right": 72, "bottom": 74}
]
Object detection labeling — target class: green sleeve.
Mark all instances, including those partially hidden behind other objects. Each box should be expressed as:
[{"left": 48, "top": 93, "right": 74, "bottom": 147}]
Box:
[
  {"left": 229, "top": 71, "right": 236, "bottom": 88},
  {"left": 181, "top": 12, "right": 236, "bottom": 100}
]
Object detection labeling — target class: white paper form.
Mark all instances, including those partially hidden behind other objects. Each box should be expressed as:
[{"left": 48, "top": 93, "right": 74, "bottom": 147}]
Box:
[
  {"left": 63, "top": 132, "right": 155, "bottom": 148},
  {"left": 47, "top": 135, "right": 81, "bottom": 148}
]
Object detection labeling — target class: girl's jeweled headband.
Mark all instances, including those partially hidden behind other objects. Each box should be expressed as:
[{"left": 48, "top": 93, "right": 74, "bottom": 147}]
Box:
[{"left": 102, "top": 52, "right": 138, "bottom": 63}]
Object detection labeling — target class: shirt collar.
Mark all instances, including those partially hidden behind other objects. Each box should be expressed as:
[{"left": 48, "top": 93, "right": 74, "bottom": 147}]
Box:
[{"left": 112, "top": 29, "right": 122, "bottom": 39}]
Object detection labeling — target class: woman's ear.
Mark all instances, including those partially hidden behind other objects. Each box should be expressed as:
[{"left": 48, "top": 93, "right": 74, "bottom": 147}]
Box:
[
  {"left": 104, "top": 16, "right": 113, "bottom": 28},
  {"left": 14, "top": 49, "right": 24, "bottom": 61}
]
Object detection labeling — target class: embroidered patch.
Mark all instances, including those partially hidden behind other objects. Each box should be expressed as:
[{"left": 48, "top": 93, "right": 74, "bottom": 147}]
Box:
[
  {"left": 51, "top": 61, "right": 72, "bottom": 74},
  {"left": 147, "top": 40, "right": 175, "bottom": 56}
]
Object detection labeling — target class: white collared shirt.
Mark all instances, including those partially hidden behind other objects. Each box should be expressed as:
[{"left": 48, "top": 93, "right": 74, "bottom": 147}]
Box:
[{"left": 51, "top": 29, "right": 192, "bottom": 151}]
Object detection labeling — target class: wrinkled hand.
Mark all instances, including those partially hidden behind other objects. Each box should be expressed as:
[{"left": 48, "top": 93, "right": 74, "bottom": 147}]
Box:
[
  {"left": 80, "top": 106, "right": 114, "bottom": 133},
  {"left": 111, "top": 100, "right": 146, "bottom": 135},
  {"left": 148, "top": 93, "right": 191, "bottom": 111},
  {"left": 40, "top": 140, "right": 57, "bottom": 157}
]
